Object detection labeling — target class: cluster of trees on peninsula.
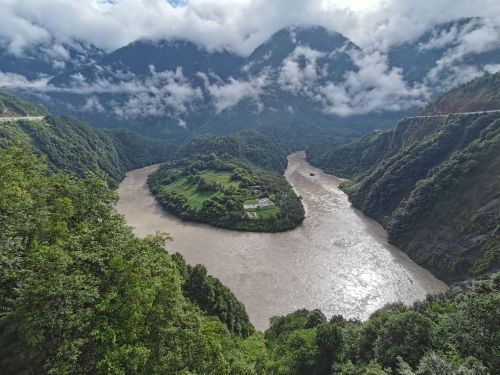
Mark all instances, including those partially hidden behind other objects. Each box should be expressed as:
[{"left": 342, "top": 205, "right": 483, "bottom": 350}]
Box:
[
  {"left": 1, "top": 144, "right": 498, "bottom": 374},
  {"left": 148, "top": 135, "right": 305, "bottom": 232}
]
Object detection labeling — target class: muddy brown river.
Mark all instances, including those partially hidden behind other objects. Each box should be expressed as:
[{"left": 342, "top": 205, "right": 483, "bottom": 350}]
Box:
[{"left": 116, "top": 151, "right": 447, "bottom": 330}]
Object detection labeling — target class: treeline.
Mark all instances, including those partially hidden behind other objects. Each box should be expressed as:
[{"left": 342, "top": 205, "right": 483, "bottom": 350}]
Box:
[
  {"left": 257, "top": 274, "right": 499, "bottom": 374},
  {"left": 172, "top": 253, "right": 255, "bottom": 337},
  {"left": 0, "top": 113, "right": 174, "bottom": 187},
  {"left": 178, "top": 131, "right": 288, "bottom": 173}
]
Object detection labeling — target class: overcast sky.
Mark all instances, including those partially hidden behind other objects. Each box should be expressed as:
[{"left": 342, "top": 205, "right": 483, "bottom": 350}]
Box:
[{"left": 2, "top": 0, "right": 500, "bottom": 56}]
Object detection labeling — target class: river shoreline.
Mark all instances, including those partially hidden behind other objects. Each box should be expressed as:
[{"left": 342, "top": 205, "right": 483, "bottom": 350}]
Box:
[{"left": 116, "top": 151, "right": 447, "bottom": 331}]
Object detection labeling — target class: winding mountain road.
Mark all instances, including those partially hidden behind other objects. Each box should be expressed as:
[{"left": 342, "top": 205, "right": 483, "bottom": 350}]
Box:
[
  {"left": 0, "top": 116, "right": 45, "bottom": 122},
  {"left": 408, "top": 109, "right": 500, "bottom": 119}
]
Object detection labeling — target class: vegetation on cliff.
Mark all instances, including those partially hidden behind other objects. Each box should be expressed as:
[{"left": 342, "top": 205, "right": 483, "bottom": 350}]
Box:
[
  {"left": 0, "top": 91, "right": 48, "bottom": 117},
  {"left": 306, "top": 74, "right": 500, "bottom": 282},
  {"left": 422, "top": 71, "right": 500, "bottom": 115},
  {"left": 0, "top": 92, "right": 175, "bottom": 186},
  {"left": 0, "top": 145, "right": 257, "bottom": 374}
]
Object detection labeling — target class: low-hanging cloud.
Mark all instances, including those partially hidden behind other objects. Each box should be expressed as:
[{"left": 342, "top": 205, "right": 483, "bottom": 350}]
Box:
[
  {"left": 0, "top": 71, "right": 49, "bottom": 88},
  {"left": 424, "top": 18, "right": 500, "bottom": 89},
  {"left": 1, "top": 0, "right": 500, "bottom": 120},
  {"left": 318, "top": 51, "right": 429, "bottom": 116},
  {"left": 200, "top": 72, "right": 270, "bottom": 113},
  {"left": 43, "top": 65, "right": 204, "bottom": 118},
  {"left": 276, "top": 46, "right": 429, "bottom": 116},
  {"left": 278, "top": 46, "right": 326, "bottom": 94},
  {"left": 2, "top": 0, "right": 500, "bottom": 57}
]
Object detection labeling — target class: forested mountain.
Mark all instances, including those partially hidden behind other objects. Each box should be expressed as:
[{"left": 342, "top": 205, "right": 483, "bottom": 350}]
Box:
[
  {"left": 0, "top": 92, "right": 174, "bottom": 186},
  {"left": 422, "top": 71, "right": 500, "bottom": 114},
  {"left": 307, "top": 74, "right": 500, "bottom": 282},
  {"left": 1, "top": 144, "right": 498, "bottom": 374},
  {"left": 24, "top": 26, "right": 378, "bottom": 147},
  {"left": 0, "top": 145, "right": 257, "bottom": 374},
  {"left": 177, "top": 131, "right": 288, "bottom": 173}
]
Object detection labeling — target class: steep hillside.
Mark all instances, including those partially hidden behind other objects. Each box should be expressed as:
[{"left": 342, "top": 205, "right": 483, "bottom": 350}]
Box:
[
  {"left": 0, "top": 91, "right": 48, "bottom": 117},
  {"left": 422, "top": 72, "right": 500, "bottom": 114},
  {"left": 307, "top": 75, "right": 500, "bottom": 282},
  {"left": 0, "top": 145, "right": 256, "bottom": 374},
  {"left": 0, "top": 93, "right": 174, "bottom": 186},
  {"left": 306, "top": 117, "right": 444, "bottom": 178}
]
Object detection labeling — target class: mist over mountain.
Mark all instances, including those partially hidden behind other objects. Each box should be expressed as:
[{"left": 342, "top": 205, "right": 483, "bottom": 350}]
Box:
[
  {"left": 1, "top": 1, "right": 500, "bottom": 150},
  {"left": 2, "top": 17, "right": 498, "bottom": 150},
  {"left": 0, "top": 40, "right": 104, "bottom": 81}
]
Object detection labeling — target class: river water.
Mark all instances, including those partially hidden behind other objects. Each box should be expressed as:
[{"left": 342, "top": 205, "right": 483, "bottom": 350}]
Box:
[{"left": 116, "top": 151, "right": 447, "bottom": 331}]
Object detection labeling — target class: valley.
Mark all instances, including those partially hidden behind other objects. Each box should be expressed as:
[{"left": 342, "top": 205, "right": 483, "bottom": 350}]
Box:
[
  {"left": 116, "top": 152, "right": 446, "bottom": 331},
  {"left": 0, "top": 5, "right": 499, "bottom": 373}
]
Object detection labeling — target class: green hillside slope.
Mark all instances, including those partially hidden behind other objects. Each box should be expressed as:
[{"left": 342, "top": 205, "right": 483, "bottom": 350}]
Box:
[
  {"left": 0, "top": 91, "right": 48, "bottom": 117},
  {"left": 422, "top": 72, "right": 500, "bottom": 115},
  {"left": 307, "top": 75, "right": 500, "bottom": 282},
  {"left": 0, "top": 93, "right": 174, "bottom": 186}
]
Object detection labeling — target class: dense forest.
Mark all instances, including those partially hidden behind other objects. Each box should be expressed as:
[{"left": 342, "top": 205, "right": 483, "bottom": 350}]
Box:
[
  {"left": 0, "top": 92, "right": 175, "bottom": 186},
  {"left": 1, "top": 144, "right": 498, "bottom": 374},
  {"left": 0, "top": 145, "right": 258, "bottom": 374},
  {"left": 149, "top": 134, "right": 305, "bottom": 232},
  {"left": 306, "top": 75, "right": 500, "bottom": 283}
]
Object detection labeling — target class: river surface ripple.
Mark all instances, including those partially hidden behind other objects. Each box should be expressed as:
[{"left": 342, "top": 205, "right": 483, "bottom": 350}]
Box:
[{"left": 116, "top": 151, "right": 447, "bottom": 331}]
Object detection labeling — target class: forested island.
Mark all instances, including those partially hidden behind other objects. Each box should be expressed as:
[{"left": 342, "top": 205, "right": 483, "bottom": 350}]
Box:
[{"left": 148, "top": 133, "right": 305, "bottom": 232}]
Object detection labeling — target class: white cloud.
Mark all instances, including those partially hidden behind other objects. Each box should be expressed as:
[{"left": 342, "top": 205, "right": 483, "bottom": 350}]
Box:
[
  {"left": 1, "top": 1, "right": 500, "bottom": 120},
  {"left": 205, "top": 73, "right": 270, "bottom": 113},
  {"left": 0, "top": 71, "right": 49, "bottom": 88},
  {"left": 422, "top": 18, "right": 500, "bottom": 89},
  {"left": 82, "top": 96, "right": 105, "bottom": 113},
  {"left": 1, "top": 0, "right": 500, "bottom": 57},
  {"left": 279, "top": 46, "right": 326, "bottom": 94},
  {"left": 318, "top": 51, "right": 429, "bottom": 116}
]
